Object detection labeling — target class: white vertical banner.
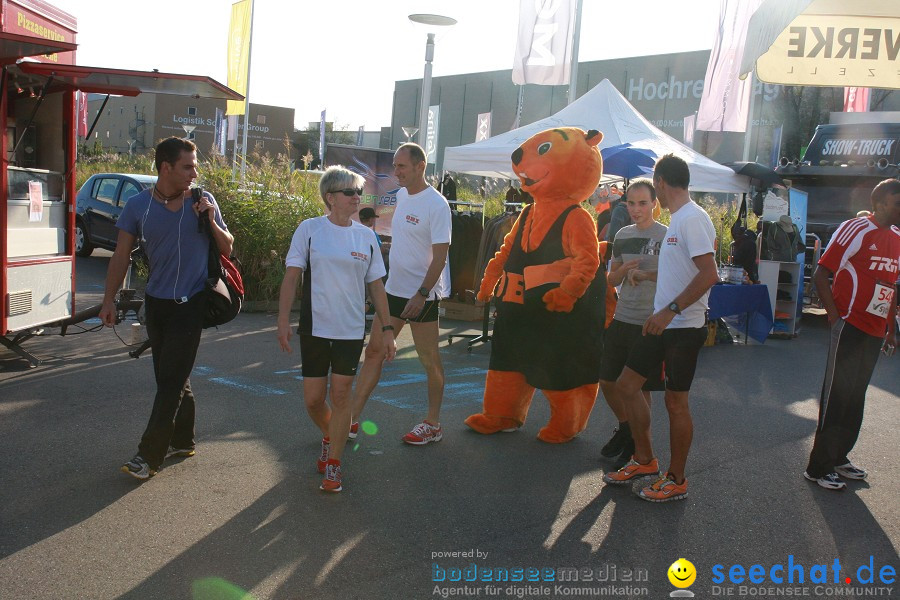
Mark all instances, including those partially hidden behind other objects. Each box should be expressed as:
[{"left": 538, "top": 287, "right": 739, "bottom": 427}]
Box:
[
  {"left": 214, "top": 108, "right": 226, "bottom": 154},
  {"left": 683, "top": 114, "right": 697, "bottom": 146},
  {"left": 696, "top": 0, "right": 763, "bottom": 132},
  {"left": 357, "top": 126, "right": 364, "bottom": 146},
  {"left": 425, "top": 105, "right": 440, "bottom": 164},
  {"left": 512, "top": 0, "right": 576, "bottom": 86},
  {"left": 319, "top": 110, "right": 326, "bottom": 166},
  {"left": 476, "top": 112, "right": 492, "bottom": 141},
  {"left": 226, "top": 115, "right": 238, "bottom": 141}
]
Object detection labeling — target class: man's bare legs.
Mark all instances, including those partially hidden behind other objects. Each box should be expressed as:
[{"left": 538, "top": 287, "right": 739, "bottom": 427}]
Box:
[
  {"left": 408, "top": 319, "right": 444, "bottom": 424},
  {"left": 664, "top": 389, "right": 692, "bottom": 483},
  {"left": 616, "top": 367, "right": 653, "bottom": 463},
  {"left": 351, "top": 314, "right": 405, "bottom": 423}
]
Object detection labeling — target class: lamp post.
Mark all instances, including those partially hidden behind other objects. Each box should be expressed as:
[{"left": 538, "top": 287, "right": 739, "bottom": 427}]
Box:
[
  {"left": 401, "top": 126, "right": 419, "bottom": 145},
  {"left": 408, "top": 14, "right": 456, "bottom": 149}
]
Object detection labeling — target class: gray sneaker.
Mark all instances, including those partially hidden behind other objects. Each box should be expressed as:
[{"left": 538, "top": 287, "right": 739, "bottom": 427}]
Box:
[
  {"left": 834, "top": 463, "right": 867, "bottom": 480},
  {"left": 121, "top": 455, "right": 156, "bottom": 480}
]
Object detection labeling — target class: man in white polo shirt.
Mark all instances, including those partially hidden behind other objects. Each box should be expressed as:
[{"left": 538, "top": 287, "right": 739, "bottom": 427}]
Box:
[{"left": 351, "top": 143, "right": 452, "bottom": 445}]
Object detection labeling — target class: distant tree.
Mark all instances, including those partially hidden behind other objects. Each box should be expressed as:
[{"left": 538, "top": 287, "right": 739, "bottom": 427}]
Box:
[{"left": 775, "top": 86, "right": 842, "bottom": 160}]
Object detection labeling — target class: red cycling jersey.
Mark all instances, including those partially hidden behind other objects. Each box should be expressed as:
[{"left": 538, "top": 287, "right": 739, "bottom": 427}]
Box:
[{"left": 819, "top": 216, "right": 900, "bottom": 337}]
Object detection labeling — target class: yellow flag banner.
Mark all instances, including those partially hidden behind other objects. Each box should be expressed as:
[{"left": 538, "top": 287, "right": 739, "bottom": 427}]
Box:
[
  {"left": 226, "top": 0, "right": 251, "bottom": 116},
  {"left": 755, "top": 14, "right": 900, "bottom": 88}
]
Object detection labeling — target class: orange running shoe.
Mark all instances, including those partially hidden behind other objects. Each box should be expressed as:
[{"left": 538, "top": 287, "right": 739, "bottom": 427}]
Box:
[
  {"left": 316, "top": 437, "right": 330, "bottom": 474},
  {"left": 320, "top": 460, "right": 342, "bottom": 493},
  {"left": 602, "top": 457, "right": 660, "bottom": 484},
  {"left": 639, "top": 474, "right": 688, "bottom": 502}
]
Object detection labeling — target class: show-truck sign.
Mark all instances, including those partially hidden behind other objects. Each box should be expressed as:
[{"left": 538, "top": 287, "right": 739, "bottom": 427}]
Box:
[
  {"left": 326, "top": 143, "right": 399, "bottom": 236},
  {"left": 803, "top": 124, "right": 899, "bottom": 166}
]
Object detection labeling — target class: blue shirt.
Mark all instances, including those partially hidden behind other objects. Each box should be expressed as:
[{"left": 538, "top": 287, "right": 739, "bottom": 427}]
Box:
[{"left": 116, "top": 189, "right": 227, "bottom": 300}]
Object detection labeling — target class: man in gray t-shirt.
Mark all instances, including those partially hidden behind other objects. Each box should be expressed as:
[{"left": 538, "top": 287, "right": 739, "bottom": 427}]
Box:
[
  {"left": 611, "top": 222, "right": 666, "bottom": 325},
  {"left": 598, "top": 180, "right": 666, "bottom": 462}
]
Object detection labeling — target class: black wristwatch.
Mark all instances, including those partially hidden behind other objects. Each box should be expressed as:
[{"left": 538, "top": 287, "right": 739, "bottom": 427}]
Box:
[
  {"left": 667, "top": 301, "right": 682, "bottom": 315},
  {"left": 381, "top": 325, "right": 395, "bottom": 332},
  {"left": 417, "top": 286, "right": 430, "bottom": 298}
]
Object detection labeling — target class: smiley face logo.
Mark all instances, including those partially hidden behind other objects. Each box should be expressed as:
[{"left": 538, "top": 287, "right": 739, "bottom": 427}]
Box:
[{"left": 668, "top": 558, "right": 696, "bottom": 588}]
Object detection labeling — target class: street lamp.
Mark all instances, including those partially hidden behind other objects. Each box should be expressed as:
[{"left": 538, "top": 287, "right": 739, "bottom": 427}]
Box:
[
  {"left": 401, "top": 126, "right": 419, "bottom": 144},
  {"left": 408, "top": 13, "right": 456, "bottom": 149}
]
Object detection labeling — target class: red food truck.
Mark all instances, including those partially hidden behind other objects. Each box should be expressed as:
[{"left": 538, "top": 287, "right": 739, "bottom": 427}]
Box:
[{"left": 0, "top": 0, "right": 242, "bottom": 366}]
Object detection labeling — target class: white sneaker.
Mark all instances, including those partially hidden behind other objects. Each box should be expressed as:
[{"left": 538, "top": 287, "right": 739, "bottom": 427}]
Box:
[
  {"left": 834, "top": 463, "right": 867, "bottom": 480},
  {"left": 804, "top": 471, "right": 846, "bottom": 490}
]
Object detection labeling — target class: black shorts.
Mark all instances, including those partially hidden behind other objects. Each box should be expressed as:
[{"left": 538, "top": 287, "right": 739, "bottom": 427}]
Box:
[
  {"left": 624, "top": 327, "right": 707, "bottom": 392},
  {"left": 599, "top": 319, "right": 664, "bottom": 391},
  {"left": 299, "top": 334, "right": 364, "bottom": 377},
  {"left": 387, "top": 293, "right": 441, "bottom": 323}
]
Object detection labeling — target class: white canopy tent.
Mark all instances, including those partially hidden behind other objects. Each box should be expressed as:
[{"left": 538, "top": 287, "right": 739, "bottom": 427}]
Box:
[{"left": 443, "top": 79, "right": 750, "bottom": 193}]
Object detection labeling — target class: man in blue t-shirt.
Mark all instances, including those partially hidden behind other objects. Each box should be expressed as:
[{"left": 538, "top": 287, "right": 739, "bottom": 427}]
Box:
[{"left": 100, "top": 137, "right": 233, "bottom": 480}]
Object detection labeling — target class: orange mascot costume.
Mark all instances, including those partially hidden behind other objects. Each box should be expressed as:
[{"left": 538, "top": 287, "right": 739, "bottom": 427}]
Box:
[{"left": 465, "top": 127, "right": 606, "bottom": 443}]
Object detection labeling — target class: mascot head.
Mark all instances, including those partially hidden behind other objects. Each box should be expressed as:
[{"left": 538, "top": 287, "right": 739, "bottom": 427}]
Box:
[{"left": 511, "top": 127, "right": 603, "bottom": 203}]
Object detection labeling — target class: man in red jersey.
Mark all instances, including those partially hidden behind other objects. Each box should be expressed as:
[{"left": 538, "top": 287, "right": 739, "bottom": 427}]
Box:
[{"left": 804, "top": 178, "right": 900, "bottom": 491}]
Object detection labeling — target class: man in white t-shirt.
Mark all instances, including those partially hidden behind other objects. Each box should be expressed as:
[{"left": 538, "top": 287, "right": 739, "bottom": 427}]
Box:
[
  {"left": 603, "top": 154, "right": 719, "bottom": 503},
  {"left": 351, "top": 143, "right": 452, "bottom": 445}
]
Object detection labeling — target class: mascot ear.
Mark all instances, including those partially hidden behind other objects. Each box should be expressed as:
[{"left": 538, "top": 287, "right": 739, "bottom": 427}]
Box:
[{"left": 585, "top": 129, "right": 603, "bottom": 147}]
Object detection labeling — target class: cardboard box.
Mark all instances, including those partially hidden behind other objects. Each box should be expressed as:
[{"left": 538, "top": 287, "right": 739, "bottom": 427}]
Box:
[{"left": 440, "top": 299, "right": 486, "bottom": 322}]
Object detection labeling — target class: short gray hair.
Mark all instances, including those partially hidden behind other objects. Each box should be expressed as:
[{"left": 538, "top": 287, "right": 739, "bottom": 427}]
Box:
[{"left": 319, "top": 166, "right": 365, "bottom": 209}]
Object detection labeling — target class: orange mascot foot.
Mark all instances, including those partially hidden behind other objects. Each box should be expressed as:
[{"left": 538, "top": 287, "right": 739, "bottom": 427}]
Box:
[
  {"left": 465, "top": 370, "right": 535, "bottom": 435},
  {"left": 464, "top": 414, "right": 521, "bottom": 434},
  {"left": 537, "top": 384, "right": 599, "bottom": 443}
]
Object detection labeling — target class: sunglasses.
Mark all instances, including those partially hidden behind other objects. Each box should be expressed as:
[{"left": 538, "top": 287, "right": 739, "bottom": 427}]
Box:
[{"left": 330, "top": 188, "right": 363, "bottom": 197}]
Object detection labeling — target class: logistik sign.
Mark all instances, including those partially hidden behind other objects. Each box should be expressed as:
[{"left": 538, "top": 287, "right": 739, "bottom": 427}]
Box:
[
  {"left": 171, "top": 115, "right": 270, "bottom": 133},
  {"left": 710, "top": 555, "right": 896, "bottom": 597}
]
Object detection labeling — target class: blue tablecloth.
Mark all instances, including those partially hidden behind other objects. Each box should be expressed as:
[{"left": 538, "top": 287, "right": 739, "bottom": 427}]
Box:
[{"left": 708, "top": 283, "right": 773, "bottom": 344}]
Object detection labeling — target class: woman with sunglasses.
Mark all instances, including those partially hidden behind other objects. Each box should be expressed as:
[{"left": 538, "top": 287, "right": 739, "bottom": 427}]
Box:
[{"left": 277, "top": 166, "right": 396, "bottom": 493}]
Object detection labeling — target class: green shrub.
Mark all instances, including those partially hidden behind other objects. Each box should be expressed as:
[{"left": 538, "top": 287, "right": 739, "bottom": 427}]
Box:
[{"left": 77, "top": 148, "right": 323, "bottom": 302}]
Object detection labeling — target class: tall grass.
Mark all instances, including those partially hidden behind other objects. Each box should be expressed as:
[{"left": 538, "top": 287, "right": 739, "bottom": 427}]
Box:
[
  {"left": 77, "top": 148, "right": 323, "bottom": 301},
  {"left": 77, "top": 152, "right": 753, "bottom": 300}
]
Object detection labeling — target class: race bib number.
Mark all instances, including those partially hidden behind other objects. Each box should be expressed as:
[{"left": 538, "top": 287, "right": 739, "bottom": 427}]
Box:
[{"left": 865, "top": 283, "right": 894, "bottom": 318}]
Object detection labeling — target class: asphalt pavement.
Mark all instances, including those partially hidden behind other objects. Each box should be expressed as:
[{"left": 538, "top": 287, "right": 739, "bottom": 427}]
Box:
[{"left": 0, "top": 253, "right": 897, "bottom": 600}]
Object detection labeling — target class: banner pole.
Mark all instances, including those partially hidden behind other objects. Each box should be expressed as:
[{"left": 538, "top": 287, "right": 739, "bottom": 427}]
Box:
[
  {"left": 567, "top": 0, "right": 583, "bottom": 105},
  {"left": 741, "top": 70, "right": 757, "bottom": 161},
  {"left": 239, "top": 0, "right": 255, "bottom": 182}
]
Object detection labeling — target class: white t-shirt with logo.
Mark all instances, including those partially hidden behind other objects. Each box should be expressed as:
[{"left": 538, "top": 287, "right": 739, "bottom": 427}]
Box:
[
  {"left": 286, "top": 216, "right": 386, "bottom": 339},
  {"left": 654, "top": 200, "right": 716, "bottom": 329},
  {"left": 385, "top": 185, "right": 452, "bottom": 300}
]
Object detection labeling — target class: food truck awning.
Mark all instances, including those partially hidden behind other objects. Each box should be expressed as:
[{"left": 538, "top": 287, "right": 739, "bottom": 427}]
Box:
[
  {"left": 15, "top": 62, "right": 243, "bottom": 100},
  {"left": 0, "top": 31, "right": 76, "bottom": 64}
]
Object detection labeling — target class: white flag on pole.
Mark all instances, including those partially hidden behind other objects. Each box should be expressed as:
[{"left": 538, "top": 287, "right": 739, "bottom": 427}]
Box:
[
  {"left": 696, "top": 0, "right": 762, "bottom": 132},
  {"left": 426, "top": 105, "right": 440, "bottom": 164},
  {"left": 476, "top": 112, "right": 492, "bottom": 141},
  {"left": 512, "top": 0, "right": 576, "bottom": 86}
]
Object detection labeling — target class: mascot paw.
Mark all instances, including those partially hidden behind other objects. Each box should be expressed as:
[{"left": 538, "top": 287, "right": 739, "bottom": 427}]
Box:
[
  {"left": 542, "top": 288, "right": 577, "bottom": 313},
  {"left": 477, "top": 279, "right": 497, "bottom": 303},
  {"left": 465, "top": 414, "right": 521, "bottom": 435},
  {"left": 537, "top": 425, "right": 576, "bottom": 444}
]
